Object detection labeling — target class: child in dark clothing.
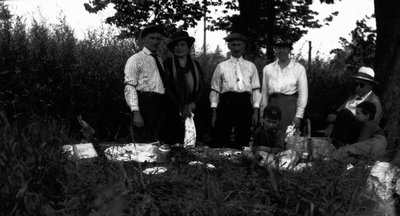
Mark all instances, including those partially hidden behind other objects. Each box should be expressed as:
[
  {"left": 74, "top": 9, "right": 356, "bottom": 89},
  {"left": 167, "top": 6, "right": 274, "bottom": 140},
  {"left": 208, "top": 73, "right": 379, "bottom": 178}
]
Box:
[
  {"left": 332, "top": 101, "right": 387, "bottom": 163},
  {"left": 253, "top": 105, "right": 285, "bottom": 154}
]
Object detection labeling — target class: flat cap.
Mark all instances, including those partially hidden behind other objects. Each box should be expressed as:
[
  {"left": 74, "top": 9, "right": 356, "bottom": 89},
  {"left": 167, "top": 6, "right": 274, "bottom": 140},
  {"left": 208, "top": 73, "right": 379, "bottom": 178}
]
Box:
[
  {"left": 224, "top": 33, "right": 247, "bottom": 42},
  {"left": 140, "top": 25, "right": 164, "bottom": 38}
]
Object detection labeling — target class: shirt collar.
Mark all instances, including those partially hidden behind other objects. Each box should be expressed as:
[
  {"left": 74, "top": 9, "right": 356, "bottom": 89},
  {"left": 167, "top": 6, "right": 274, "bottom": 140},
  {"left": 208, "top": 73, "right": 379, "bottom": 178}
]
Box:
[
  {"left": 143, "top": 47, "right": 155, "bottom": 55},
  {"left": 273, "top": 59, "right": 294, "bottom": 69},
  {"left": 358, "top": 90, "right": 373, "bottom": 101},
  {"left": 229, "top": 55, "right": 243, "bottom": 63}
]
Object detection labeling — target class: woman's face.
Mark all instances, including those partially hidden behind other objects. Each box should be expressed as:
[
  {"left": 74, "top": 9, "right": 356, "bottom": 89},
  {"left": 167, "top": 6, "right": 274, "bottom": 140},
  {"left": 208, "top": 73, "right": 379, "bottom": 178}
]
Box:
[
  {"left": 173, "top": 40, "right": 189, "bottom": 58},
  {"left": 274, "top": 46, "right": 291, "bottom": 61}
]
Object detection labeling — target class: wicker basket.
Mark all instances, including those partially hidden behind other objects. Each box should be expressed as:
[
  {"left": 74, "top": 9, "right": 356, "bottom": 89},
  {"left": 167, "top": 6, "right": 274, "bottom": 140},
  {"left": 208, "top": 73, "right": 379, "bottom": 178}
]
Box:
[{"left": 285, "top": 119, "right": 336, "bottom": 159}]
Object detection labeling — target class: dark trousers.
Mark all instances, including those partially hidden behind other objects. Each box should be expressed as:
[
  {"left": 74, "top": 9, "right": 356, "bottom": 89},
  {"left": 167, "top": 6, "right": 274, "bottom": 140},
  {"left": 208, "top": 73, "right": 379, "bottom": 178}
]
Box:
[
  {"left": 132, "top": 91, "right": 166, "bottom": 143},
  {"left": 213, "top": 92, "right": 252, "bottom": 149},
  {"left": 331, "top": 109, "right": 363, "bottom": 147}
]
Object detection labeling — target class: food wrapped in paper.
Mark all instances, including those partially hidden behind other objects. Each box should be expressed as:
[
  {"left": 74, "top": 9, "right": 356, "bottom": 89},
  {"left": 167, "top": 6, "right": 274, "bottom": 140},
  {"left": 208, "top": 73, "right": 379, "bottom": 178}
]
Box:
[{"left": 104, "top": 143, "right": 158, "bottom": 162}]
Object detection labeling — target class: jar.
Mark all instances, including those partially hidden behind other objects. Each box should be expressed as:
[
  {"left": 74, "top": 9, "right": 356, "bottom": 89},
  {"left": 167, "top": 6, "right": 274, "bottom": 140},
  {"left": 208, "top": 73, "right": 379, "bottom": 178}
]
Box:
[{"left": 158, "top": 144, "right": 171, "bottom": 163}]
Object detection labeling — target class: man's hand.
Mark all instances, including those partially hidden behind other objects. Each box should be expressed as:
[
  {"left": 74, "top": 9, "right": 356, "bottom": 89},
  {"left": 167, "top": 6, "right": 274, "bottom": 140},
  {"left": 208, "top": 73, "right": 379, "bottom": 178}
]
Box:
[
  {"left": 211, "top": 108, "right": 217, "bottom": 128},
  {"left": 252, "top": 108, "right": 259, "bottom": 126},
  {"left": 133, "top": 111, "right": 144, "bottom": 127},
  {"left": 293, "top": 117, "right": 301, "bottom": 130}
]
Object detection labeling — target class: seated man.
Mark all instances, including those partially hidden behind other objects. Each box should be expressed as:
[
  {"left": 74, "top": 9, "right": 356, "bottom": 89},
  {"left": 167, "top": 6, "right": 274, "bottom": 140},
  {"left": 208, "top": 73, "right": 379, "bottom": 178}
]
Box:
[
  {"left": 331, "top": 101, "right": 387, "bottom": 164},
  {"left": 253, "top": 105, "right": 285, "bottom": 154},
  {"left": 323, "top": 66, "right": 382, "bottom": 147}
]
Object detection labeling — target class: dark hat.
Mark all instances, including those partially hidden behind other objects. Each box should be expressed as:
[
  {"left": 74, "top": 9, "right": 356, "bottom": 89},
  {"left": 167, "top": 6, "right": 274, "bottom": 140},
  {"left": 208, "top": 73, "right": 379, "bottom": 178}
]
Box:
[
  {"left": 263, "top": 105, "right": 282, "bottom": 120},
  {"left": 167, "top": 31, "right": 195, "bottom": 51},
  {"left": 352, "top": 66, "right": 379, "bottom": 85},
  {"left": 274, "top": 38, "right": 293, "bottom": 49},
  {"left": 224, "top": 33, "right": 247, "bottom": 42},
  {"left": 140, "top": 25, "right": 164, "bottom": 38}
]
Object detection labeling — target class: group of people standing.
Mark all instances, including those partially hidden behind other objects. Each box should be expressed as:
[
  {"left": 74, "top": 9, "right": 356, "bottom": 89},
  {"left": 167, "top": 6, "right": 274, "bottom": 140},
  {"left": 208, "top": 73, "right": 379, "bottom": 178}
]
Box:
[
  {"left": 124, "top": 25, "right": 307, "bottom": 149},
  {"left": 124, "top": 24, "right": 387, "bottom": 163}
]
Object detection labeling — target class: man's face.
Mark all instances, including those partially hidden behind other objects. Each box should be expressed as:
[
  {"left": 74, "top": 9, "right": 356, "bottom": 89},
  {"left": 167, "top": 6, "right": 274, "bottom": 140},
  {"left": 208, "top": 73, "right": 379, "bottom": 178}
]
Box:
[
  {"left": 354, "top": 79, "right": 373, "bottom": 97},
  {"left": 142, "top": 32, "right": 162, "bottom": 53},
  {"left": 228, "top": 40, "right": 245, "bottom": 58}
]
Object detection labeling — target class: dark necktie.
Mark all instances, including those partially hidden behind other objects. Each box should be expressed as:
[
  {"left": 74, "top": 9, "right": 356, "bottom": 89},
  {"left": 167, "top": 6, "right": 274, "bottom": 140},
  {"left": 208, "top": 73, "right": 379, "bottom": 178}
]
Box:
[{"left": 150, "top": 53, "right": 166, "bottom": 84}]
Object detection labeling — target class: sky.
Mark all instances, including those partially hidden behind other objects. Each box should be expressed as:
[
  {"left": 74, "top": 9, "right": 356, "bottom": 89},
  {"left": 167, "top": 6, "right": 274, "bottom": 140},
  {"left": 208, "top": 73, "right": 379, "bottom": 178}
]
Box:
[{"left": 4, "top": 0, "right": 375, "bottom": 59}]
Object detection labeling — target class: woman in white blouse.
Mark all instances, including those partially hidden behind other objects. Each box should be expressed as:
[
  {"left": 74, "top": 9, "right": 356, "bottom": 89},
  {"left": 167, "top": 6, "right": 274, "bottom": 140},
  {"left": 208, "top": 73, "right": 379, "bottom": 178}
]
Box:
[{"left": 260, "top": 39, "right": 308, "bottom": 133}]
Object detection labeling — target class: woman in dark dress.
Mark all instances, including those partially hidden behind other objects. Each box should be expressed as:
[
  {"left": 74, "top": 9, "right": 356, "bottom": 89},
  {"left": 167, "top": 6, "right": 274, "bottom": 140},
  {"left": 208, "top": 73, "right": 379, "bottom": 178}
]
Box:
[{"left": 163, "top": 31, "right": 204, "bottom": 145}]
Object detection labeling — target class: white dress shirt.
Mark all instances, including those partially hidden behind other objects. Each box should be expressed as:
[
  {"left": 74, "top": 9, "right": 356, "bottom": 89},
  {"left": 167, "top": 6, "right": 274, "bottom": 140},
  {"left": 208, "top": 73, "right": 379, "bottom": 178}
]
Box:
[
  {"left": 124, "top": 47, "right": 165, "bottom": 111},
  {"left": 209, "top": 56, "right": 261, "bottom": 108},
  {"left": 345, "top": 91, "right": 373, "bottom": 115},
  {"left": 260, "top": 59, "right": 308, "bottom": 118}
]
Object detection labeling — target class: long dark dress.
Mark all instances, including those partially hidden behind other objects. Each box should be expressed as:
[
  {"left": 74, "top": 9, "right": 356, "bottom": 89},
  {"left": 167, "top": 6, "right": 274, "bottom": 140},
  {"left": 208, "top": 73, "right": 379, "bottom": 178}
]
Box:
[{"left": 163, "top": 56, "right": 204, "bottom": 144}]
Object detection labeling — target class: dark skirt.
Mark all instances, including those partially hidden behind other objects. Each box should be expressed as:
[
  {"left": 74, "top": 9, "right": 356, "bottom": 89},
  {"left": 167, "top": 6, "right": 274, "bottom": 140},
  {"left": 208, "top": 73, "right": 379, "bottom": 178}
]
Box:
[{"left": 268, "top": 93, "right": 298, "bottom": 133}]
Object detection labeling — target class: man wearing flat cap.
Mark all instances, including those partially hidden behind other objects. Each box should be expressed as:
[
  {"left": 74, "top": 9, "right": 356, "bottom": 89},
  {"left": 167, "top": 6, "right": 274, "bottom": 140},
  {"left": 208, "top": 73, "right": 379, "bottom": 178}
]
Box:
[
  {"left": 124, "top": 25, "right": 166, "bottom": 142},
  {"left": 210, "top": 32, "right": 261, "bottom": 149},
  {"left": 324, "top": 66, "right": 383, "bottom": 146}
]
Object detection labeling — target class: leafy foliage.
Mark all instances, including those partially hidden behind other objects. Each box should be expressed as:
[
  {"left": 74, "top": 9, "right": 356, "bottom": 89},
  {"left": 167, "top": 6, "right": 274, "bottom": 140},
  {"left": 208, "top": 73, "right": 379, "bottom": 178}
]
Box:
[
  {"left": 84, "top": 0, "right": 338, "bottom": 60},
  {"left": 84, "top": 0, "right": 206, "bottom": 38}
]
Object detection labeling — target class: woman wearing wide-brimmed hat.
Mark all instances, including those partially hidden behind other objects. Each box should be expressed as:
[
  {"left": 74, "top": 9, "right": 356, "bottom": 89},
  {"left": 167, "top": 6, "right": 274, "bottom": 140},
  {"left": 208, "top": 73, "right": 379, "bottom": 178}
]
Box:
[{"left": 163, "top": 31, "right": 204, "bottom": 145}]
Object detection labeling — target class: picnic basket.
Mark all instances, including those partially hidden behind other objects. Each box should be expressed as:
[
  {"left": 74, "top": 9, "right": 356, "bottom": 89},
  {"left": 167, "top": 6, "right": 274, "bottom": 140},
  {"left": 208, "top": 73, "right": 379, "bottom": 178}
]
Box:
[{"left": 285, "top": 119, "right": 336, "bottom": 159}]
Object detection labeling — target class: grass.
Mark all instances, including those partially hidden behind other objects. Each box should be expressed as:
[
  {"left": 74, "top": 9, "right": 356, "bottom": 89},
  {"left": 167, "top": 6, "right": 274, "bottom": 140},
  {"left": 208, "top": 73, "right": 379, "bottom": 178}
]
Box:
[{"left": 1, "top": 115, "right": 398, "bottom": 216}]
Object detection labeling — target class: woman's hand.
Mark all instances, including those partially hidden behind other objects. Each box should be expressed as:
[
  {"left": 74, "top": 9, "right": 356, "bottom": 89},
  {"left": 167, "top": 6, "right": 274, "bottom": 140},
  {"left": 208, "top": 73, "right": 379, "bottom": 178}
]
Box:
[{"left": 293, "top": 117, "right": 301, "bottom": 130}]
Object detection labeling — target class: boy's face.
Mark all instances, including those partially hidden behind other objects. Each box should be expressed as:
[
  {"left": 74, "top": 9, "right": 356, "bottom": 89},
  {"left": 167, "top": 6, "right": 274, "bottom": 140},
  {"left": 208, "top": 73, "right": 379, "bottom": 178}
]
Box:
[
  {"left": 355, "top": 107, "right": 369, "bottom": 122},
  {"left": 261, "top": 117, "right": 280, "bottom": 130}
]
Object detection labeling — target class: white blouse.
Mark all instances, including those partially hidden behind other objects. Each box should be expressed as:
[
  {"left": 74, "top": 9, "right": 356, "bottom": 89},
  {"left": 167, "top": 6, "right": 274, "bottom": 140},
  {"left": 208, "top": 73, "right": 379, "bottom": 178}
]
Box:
[
  {"left": 209, "top": 56, "right": 261, "bottom": 108},
  {"left": 260, "top": 59, "right": 308, "bottom": 118},
  {"left": 124, "top": 47, "right": 165, "bottom": 111}
]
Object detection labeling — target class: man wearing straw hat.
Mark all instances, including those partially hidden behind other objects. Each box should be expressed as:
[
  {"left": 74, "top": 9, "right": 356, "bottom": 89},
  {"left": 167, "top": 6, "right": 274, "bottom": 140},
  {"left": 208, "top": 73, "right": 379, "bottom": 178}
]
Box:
[{"left": 324, "top": 66, "right": 382, "bottom": 147}]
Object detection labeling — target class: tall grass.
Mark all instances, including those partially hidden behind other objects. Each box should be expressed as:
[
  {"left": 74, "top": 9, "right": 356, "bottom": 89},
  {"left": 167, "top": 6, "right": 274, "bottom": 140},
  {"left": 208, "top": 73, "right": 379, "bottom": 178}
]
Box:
[{"left": 1, "top": 4, "right": 394, "bottom": 215}]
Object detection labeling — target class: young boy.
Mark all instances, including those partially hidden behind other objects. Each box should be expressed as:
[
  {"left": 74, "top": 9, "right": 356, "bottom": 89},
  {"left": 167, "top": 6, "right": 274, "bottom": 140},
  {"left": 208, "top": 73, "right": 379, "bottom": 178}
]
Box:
[
  {"left": 253, "top": 105, "right": 285, "bottom": 154},
  {"left": 332, "top": 101, "right": 387, "bottom": 163}
]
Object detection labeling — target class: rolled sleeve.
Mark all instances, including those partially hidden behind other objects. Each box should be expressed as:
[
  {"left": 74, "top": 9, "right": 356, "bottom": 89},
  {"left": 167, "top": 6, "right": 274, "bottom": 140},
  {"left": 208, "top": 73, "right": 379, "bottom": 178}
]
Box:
[
  {"left": 250, "top": 64, "right": 261, "bottom": 108},
  {"left": 124, "top": 56, "right": 139, "bottom": 111},
  {"left": 295, "top": 66, "right": 308, "bottom": 118},
  {"left": 210, "top": 65, "right": 222, "bottom": 108},
  {"left": 260, "top": 67, "right": 270, "bottom": 117}
]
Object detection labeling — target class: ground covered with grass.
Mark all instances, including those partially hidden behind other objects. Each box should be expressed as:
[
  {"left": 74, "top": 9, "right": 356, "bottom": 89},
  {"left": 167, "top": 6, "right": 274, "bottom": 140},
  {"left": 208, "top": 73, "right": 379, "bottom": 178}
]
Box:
[{"left": 1, "top": 117, "right": 398, "bottom": 216}]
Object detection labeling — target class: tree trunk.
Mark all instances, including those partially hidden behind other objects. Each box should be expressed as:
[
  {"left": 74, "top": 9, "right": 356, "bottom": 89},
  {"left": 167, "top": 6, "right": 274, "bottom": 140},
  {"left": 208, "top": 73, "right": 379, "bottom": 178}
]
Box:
[
  {"left": 374, "top": 0, "right": 400, "bottom": 159},
  {"left": 238, "top": 0, "right": 260, "bottom": 61}
]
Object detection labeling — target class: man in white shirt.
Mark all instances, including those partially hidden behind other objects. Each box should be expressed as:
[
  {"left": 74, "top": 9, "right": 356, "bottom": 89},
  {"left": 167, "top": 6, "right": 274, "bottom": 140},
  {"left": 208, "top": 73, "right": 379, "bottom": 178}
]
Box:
[
  {"left": 260, "top": 39, "right": 308, "bottom": 134},
  {"left": 325, "top": 66, "right": 382, "bottom": 146},
  {"left": 210, "top": 33, "right": 261, "bottom": 149},
  {"left": 124, "top": 25, "right": 166, "bottom": 142}
]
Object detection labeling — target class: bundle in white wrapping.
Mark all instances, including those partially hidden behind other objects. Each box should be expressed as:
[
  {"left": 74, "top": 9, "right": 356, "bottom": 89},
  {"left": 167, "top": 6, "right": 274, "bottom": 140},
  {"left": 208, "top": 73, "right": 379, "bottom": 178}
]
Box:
[{"left": 184, "top": 114, "right": 196, "bottom": 148}]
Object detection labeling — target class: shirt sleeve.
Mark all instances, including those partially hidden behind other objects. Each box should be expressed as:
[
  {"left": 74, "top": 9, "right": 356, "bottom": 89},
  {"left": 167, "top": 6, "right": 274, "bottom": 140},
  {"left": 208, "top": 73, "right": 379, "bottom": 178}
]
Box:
[
  {"left": 295, "top": 65, "right": 308, "bottom": 118},
  {"left": 250, "top": 63, "right": 261, "bottom": 108},
  {"left": 210, "top": 64, "right": 222, "bottom": 108},
  {"left": 260, "top": 66, "right": 270, "bottom": 117},
  {"left": 124, "top": 56, "right": 140, "bottom": 111}
]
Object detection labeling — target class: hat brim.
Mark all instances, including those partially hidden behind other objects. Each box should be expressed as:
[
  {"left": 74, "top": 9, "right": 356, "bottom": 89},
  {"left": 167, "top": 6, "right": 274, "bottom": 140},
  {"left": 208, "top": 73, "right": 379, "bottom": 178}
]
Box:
[
  {"left": 167, "top": 37, "right": 195, "bottom": 51},
  {"left": 352, "top": 75, "right": 379, "bottom": 85}
]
